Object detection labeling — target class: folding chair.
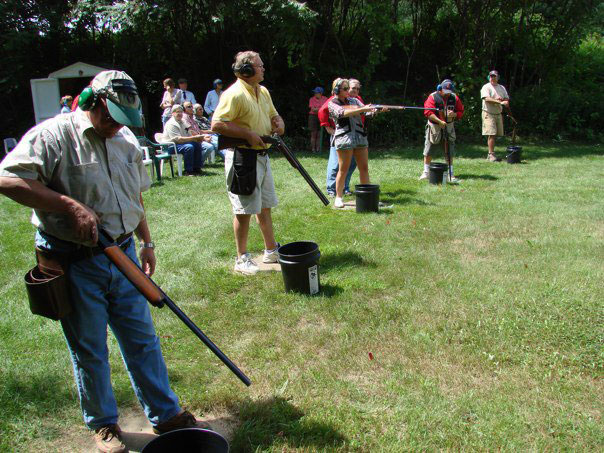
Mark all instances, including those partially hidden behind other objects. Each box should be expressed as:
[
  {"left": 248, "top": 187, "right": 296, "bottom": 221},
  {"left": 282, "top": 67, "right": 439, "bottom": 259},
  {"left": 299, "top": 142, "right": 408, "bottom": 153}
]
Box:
[
  {"left": 137, "top": 136, "right": 175, "bottom": 181},
  {"left": 154, "top": 133, "right": 183, "bottom": 177}
]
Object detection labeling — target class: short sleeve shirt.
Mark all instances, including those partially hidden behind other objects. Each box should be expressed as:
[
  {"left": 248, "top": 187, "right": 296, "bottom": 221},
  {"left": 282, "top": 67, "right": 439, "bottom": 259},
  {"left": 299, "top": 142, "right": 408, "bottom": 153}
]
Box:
[
  {"left": 212, "top": 79, "right": 279, "bottom": 150},
  {"left": 0, "top": 109, "right": 151, "bottom": 245},
  {"left": 163, "top": 116, "right": 190, "bottom": 141},
  {"left": 480, "top": 83, "right": 509, "bottom": 114},
  {"left": 309, "top": 95, "right": 327, "bottom": 115},
  {"left": 161, "top": 89, "right": 183, "bottom": 117}
]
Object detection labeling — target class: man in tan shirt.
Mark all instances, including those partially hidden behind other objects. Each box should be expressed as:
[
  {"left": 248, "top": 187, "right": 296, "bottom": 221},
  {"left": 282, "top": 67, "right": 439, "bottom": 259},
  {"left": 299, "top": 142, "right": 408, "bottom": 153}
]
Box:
[
  {"left": 0, "top": 70, "right": 210, "bottom": 452},
  {"left": 481, "top": 70, "right": 510, "bottom": 162}
]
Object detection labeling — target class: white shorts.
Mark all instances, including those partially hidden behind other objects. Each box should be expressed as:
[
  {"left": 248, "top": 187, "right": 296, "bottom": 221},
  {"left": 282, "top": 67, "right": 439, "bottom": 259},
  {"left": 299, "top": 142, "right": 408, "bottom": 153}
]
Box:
[{"left": 225, "top": 149, "right": 278, "bottom": 215}]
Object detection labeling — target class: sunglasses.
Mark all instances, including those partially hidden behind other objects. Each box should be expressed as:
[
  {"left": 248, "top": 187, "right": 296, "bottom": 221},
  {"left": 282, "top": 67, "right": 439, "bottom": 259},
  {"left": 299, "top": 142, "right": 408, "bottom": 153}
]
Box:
[{"left": 341, "top": 86, "right": 350, "bottom": 91}]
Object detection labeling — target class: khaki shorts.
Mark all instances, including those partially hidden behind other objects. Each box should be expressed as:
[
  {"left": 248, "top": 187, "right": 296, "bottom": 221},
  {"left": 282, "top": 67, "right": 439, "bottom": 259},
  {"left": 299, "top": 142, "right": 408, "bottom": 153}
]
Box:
[
  {"left": 482, "top": 111, "right": 504, "bottom": 136},
  {"left": 225, "top": 149, "right": 278, "bottom": 214}
]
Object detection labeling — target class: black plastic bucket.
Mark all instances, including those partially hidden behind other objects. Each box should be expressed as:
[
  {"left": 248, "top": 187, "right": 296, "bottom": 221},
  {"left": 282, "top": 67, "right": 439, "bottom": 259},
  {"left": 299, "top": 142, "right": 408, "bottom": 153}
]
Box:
[
  {"left": 355, "top": 184, "right": 380, "bottom": 213},
  {"left": 277, "top": 241, "right": 321, "bottom": 295},
  {"left": 428, "top": 162, "right": 448, "bottom": 184},
  {"left": 142, "top": 428, "right": 229, "bottom": 453},
  {"left": 506, "top": 146, "right": 522, "bottom": 164}
]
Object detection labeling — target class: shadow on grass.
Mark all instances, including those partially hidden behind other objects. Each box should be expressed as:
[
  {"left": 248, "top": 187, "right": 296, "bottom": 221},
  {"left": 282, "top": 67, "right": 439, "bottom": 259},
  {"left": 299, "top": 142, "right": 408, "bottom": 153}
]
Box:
[
  {"left": 319, "top": 283, "right": 343, "bottom": 298},
  {"left": 1, "top": 370, "right": 75, "bottom": 417},
  {"left": 230, "top": 396, "right": 348, "bottom": 451},
  {"left": 456, "top": 173, "right": 498, "bottom": 181},
  {"left": 320, "top": 251, "right": 376, "bottom": 272},
  {"left": 380, "top": 188, "right": 432, "bottom": 206}
]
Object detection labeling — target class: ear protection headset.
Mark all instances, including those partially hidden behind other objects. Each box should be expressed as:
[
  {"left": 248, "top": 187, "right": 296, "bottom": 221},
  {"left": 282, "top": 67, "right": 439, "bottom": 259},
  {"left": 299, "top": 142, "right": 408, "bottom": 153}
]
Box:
[
  {"left": 78, "top": 86, "right": 106, "bottom": 111},
  {"left": 232, "top": 61, "right": 255, "bottom": 77},
  {"left": 78, "top": 79, "right": 139, "bottom": 111},
  {"left": 436, "top": 79, "right": 455, "bottom": 92},
  {"left": 332, "top": 78, "right": 346, "bottom": 95}
]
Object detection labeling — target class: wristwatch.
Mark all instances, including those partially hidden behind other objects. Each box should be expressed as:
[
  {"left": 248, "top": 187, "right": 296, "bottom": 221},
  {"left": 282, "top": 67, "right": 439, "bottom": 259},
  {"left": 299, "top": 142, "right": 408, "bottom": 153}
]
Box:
[{"left": 140, "top": 242, "right": 155, "bottom": 249}]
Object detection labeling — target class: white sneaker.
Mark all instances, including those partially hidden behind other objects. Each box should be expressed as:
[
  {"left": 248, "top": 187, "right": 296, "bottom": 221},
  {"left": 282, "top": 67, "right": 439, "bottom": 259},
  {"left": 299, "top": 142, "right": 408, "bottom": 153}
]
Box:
[
  {"left": 334, "top": 197, "right": 344, "bottom": 208},
  {"left": 448, "top": 176, "right": 460, "bottom": 184},
  {"left": 262, "top": 243, "right": 280, "bottom": 263},
  {"left": 234, "top": 253, "right": 259, "bottom": 275},
  {"left": 419, "top": 171, "right": 429, "bottom": 180}
]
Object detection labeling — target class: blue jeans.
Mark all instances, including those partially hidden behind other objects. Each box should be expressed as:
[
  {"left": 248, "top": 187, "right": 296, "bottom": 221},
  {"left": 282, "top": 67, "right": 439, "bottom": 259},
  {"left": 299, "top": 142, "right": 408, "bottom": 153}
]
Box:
[
  {"left": 173, "top": 142, "right": 203, "bottom": 172},
  {"left": 35, "top": 231, "right": 181, "bottom": 429},
  {"left": 209, "top": 135, "right": 225, "bottom": 161},
  {"left": 326, "top": 146, "right": 356, "bottom": 194}
]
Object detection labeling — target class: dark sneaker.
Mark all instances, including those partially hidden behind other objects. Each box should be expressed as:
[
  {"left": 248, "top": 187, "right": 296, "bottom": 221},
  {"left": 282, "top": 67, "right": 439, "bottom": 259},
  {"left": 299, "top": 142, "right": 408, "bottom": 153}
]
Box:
[
  {"left": 94, "top": 424, "right": 127, "bottom": 453},
  {"left": 153, "top": 410, "right": 213, "bottom": 435}
]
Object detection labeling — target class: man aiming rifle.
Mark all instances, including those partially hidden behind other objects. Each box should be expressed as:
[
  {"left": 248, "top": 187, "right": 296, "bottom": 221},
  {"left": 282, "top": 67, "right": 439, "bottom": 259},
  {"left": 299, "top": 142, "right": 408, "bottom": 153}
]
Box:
[{"left": 419, "top": 79, "right": 464, "bottom": 183}]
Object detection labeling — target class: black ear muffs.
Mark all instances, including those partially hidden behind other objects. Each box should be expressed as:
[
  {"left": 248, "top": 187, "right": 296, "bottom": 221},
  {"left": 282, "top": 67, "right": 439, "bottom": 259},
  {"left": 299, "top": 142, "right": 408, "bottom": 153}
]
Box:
[
  {"left": 332, "top": 78, "right": 345, "bottom": 95},
  {"left": 78, "top": 87, "right": 97, "bottom": 111},
  {"left": 232, "top": 62, "right": 255, "bottom": 78}
]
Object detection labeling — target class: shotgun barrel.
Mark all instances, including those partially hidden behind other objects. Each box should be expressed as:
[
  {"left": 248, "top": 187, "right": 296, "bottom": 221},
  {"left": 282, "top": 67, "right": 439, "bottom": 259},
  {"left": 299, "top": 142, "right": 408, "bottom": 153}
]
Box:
[
  {"left": 97, "top": 229, "right": 252, "bottom": 387},
  {"left": 373, "top": 105, "right": 440, "bottom": 111}
]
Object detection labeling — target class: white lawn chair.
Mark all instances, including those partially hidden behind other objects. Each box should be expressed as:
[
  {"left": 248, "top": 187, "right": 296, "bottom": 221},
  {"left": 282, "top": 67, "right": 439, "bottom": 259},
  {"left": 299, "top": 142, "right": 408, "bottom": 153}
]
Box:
[{"left": 154, "top": 133, "right": 183, "bottom": 177}]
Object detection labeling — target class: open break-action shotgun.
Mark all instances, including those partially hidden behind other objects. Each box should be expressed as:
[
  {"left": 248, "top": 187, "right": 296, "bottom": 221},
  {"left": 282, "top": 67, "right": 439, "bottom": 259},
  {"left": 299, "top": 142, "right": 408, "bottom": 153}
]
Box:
[
  {"left": 97, "top": 228, "right": 251, "bottom": 386},
  {"left": 218, "top": 134, "right": 330, "bottom": 206}
]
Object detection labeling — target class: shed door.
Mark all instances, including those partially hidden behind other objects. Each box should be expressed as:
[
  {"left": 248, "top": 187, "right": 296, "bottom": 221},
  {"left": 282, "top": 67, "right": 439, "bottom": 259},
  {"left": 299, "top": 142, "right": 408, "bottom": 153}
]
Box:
[{"left": 30, "top": 78, "right": 60, "bottom": 124}]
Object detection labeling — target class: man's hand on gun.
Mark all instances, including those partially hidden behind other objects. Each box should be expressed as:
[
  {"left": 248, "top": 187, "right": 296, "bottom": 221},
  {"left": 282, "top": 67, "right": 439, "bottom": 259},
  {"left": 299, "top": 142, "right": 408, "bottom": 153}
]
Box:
[
  {"left": 67, "top": 199, "right": 101, "bottom": 243},
  {"left": 246, "top": 131, "right": 266, "bottom": 148}
]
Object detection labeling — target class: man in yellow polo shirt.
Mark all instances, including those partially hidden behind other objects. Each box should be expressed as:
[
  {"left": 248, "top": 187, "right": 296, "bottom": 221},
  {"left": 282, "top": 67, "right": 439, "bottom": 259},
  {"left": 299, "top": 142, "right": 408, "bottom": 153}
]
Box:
[{"left": 212, "top": 50, "right": 285, "bottom": 275}]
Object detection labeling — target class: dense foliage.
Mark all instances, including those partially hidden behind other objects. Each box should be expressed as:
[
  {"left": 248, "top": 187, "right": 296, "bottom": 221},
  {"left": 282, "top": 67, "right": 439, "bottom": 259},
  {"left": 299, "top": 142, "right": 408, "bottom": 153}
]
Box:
[{"left": 1, "top": 0, "right": 602, "bottom": 143}]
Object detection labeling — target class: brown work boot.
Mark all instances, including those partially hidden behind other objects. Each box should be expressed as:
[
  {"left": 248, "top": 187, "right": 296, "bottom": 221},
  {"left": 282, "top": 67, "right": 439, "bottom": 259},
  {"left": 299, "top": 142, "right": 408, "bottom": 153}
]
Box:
[
  {"left": 153, "top": 410, "right": 213, "bottom": 434},
  {"left": 93, "top": 424, "right": 127, "bottom": 453}
]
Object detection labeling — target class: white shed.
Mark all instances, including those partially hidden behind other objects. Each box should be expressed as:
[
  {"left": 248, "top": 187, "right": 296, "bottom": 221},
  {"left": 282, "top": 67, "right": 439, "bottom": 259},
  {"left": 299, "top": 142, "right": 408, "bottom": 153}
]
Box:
[{"left": 30, "top": 62, "right": 107, "bottom": 124}]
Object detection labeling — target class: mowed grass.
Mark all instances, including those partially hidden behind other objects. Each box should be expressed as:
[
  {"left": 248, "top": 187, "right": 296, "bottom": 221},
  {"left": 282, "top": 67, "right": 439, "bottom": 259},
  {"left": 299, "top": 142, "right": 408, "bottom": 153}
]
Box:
[{"left": 0, "top": 141, "right": 602, "bottom": 451}]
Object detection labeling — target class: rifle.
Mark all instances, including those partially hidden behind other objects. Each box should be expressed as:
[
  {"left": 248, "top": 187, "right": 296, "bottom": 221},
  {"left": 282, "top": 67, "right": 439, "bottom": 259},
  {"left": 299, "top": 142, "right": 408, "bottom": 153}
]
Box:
[
  {"left": 217, "top": 134, "right": 330, "bottom": 206},
  {"left": 97, "top": 229, "right": 252, "bottom": 387},
  {"left": 373, "top": 105, "right": 440, "bottom": 111},
  {"left": 439, "top": 107, "right": 454, "bottom": 182},
  {"left": 341, "top": 104, "right": 439, "bottom": 112}
]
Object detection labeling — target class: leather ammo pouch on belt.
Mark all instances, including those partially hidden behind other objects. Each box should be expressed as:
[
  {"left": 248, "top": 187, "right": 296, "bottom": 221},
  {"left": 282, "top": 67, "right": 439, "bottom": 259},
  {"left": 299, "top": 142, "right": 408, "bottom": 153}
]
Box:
[
  {"left": 230, "top": 148, "right": 257, "bottom": 196},
  {"left": 24, "top": 248, "right": 72, "bottom": 320}
]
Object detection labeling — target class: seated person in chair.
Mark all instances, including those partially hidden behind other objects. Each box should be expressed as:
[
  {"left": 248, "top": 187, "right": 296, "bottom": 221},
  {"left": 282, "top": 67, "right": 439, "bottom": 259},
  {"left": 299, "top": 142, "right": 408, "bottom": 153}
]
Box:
[
  {"left": 183, "top": 101, "right": 216, "bottom": 163},
  {"left": 162, "top": 105, "right": 205, "bottom": 175},
  {"left": 193, "top": 103, "right": 224, "bottom": 161}
]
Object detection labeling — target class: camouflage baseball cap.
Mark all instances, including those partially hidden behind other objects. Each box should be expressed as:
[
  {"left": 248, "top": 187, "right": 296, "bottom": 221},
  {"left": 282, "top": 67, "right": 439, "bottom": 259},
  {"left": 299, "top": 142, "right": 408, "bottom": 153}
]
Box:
[{"left": 91, "top": 70, "right": 142, "bottom": 127}]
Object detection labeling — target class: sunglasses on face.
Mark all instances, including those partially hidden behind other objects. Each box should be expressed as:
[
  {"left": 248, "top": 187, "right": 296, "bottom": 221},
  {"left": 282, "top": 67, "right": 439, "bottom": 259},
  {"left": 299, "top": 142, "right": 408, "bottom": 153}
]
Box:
[{"left": 341, "top": 86, "right": 350, "bottom": 91}]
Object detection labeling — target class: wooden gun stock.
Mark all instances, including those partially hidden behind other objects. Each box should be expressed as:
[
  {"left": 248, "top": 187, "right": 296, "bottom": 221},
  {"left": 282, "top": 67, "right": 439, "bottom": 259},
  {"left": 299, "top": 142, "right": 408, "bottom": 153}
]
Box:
[
  {"left": 97, "top": 229, "right": 251, "bottom": 386},
  {"left": 217, "top": 134, "right": 330, "bottom": 206}
]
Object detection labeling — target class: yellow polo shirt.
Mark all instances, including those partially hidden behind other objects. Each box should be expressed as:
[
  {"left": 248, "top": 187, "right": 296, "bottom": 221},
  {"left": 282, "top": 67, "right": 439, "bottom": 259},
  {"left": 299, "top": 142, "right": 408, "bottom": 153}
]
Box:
[{"left": 213, "top": 78, "right": 279, "bottom": 150}]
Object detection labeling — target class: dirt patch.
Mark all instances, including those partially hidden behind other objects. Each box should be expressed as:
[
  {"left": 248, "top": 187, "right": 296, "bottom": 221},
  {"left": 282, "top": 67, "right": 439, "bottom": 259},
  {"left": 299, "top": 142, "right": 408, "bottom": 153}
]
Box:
[{"left": 29, "top": 407, "right": 239, "bottom": 452}]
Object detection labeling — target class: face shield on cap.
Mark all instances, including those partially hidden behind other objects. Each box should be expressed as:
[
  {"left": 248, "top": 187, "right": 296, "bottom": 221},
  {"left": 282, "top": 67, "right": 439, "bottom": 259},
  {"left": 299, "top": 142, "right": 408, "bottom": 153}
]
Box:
[{"left": 91, "top": 70, "right": 142, "bottom": 128}]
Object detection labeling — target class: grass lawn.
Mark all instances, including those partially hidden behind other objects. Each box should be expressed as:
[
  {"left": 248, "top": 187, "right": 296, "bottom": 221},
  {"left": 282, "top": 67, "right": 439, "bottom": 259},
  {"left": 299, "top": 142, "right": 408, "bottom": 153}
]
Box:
[{"left": 0, "top": 140, "right": 602, "bottom": 451}]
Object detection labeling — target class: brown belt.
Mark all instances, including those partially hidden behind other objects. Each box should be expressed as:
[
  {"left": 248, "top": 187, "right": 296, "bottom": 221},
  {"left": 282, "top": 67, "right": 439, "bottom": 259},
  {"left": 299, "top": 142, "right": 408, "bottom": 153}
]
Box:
[
  {"left": 38, "top": 232, "right": 133, "bottom": 264},
  {"left": 78, "top": 233, "right": 133, "bottom": 259}
]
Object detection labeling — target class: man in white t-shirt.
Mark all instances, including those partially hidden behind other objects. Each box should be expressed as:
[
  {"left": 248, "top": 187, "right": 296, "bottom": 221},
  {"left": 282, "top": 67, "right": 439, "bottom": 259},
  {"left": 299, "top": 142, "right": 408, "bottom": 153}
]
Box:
[{"left": 481, "top": 70, "right": 510, "bottom": 162}]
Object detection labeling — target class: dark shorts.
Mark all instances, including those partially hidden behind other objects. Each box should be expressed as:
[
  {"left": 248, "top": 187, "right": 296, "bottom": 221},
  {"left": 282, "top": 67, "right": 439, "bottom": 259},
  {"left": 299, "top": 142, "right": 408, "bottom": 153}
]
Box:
[{"left": 308, "top": 114, "right": 320, "bottom": 132}]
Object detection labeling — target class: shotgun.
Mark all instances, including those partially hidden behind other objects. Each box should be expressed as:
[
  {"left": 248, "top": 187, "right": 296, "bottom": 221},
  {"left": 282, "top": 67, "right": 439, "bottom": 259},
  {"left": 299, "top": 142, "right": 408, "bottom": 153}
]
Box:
[
  {"left": 439, "top": 107, "right": 453, "bottom": 182},
  {"left": 97, "top": 229, "right": 252, "bottom": 386},
  {"left": 373, "top": 105, "right": 440, "bottom": 111},
  {"left": 218, "top": 134, "right": 330, "bottom": 206}
]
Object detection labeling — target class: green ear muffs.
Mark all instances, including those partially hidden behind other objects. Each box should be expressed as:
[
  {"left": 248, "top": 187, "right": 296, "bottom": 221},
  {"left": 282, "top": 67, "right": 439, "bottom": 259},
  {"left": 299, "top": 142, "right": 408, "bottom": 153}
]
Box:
[{"left": 78, "top": 87, "right": 96, "bottom": 111}]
